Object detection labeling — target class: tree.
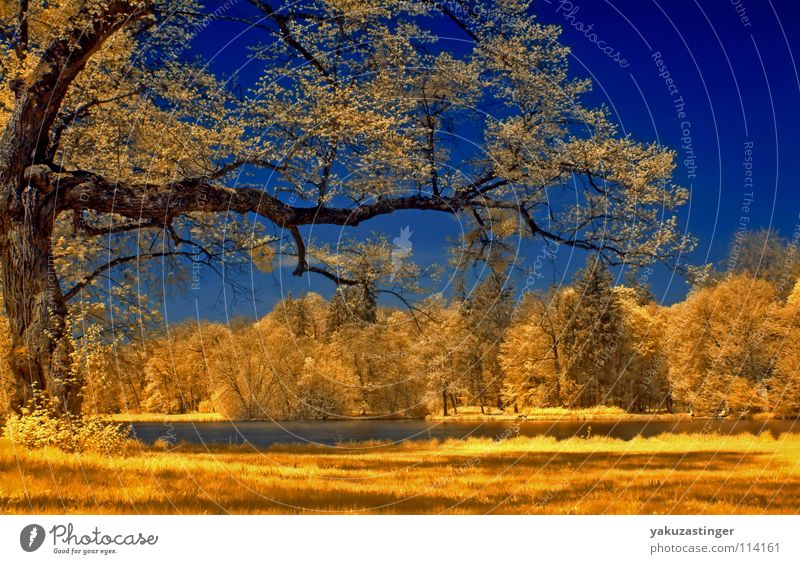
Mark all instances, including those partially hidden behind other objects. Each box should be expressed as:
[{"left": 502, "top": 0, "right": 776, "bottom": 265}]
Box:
[
  {"left": 380, "top": 310, "right": 426, "bottom": 417},
  {"left": 500, "top": 290, "right": 566, "bottom": 409},
  {"left": 326, "top": 286, "right": 378, "bottom": 333},
  {"left": 107, "top": 337, "right": 150, "bottom": 413},
  {"left": 614, "top": 286, "right": 669, "bottom": 412},
  {"left": 764, "top": 284, "right": 800, "bottom": 416},
  {"left": 724, "top": 229, "right": 800, "bottom": 298},
  {"left": 274, "top": 293, "right": 327, "bottom": 340},
  {"left": 666, "top": 275, "right": 778, "bottom": 416},
  {"left": 0, "top": 298, "right": 13, "bottom": 411},
  {"left": 142, "top": 323, "right": 213, "bottom": 414},
  {"left": 204, "top": 317, "right": 321, "bottom": 420},
  {"left": 459, "top": 270, "right": 515, "bottom": 411},
  {"left": 416, "top": 298, "right": 471, "bottom": 416},
  {"left": 561, "top": 255, "right": 625, "bottom": 408},
  {"left": 0, "top": 0, "right": 692, "bottom": 414}
]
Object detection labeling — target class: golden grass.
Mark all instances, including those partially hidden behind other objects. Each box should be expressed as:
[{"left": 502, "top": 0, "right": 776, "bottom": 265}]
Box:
[{"left": 1, "top": 433, "right": 798, "bottom": 514}]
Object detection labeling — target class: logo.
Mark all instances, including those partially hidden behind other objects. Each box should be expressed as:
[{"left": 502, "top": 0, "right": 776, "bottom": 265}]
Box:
[
  {"left": 389, "top": 226, "right": 413, "bottom": 282},
  {"left": 20, "top": 524, "right": 45, "bottom": 552}
]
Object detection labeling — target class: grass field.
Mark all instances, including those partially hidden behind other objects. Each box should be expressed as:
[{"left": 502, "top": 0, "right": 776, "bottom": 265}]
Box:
[{"left": 1, "top": 433, "right": 798, "bottom": 514}]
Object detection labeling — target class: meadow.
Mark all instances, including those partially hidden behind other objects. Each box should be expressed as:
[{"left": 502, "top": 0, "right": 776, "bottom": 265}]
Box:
[{"left": 1, "top": 433, "right": 798, "bottom": 514}]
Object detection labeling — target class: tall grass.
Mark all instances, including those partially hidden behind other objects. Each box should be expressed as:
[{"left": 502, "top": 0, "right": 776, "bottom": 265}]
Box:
[{"left": 1, "top": 432, "right": 798, "bottom": 514}]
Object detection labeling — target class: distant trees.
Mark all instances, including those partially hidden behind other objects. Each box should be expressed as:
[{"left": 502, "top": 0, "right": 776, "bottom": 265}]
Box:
[
  {"left": 666, "top": 276, "right": 778, "bottom": 415},
  {"left": 142, "top": 324, "right": 212, "bottom": 415},
  {"left": 499, "top": 255, "right": 670, "bottom": 413},
  {"left": 724, "top": 228, "right": 800, "bottom": 298},
  {"left": 500, "top": 289, "right": 572, "bottom": 409},
  {"left": 458, "top": 272, "right": 515, "bottom": 412},
  {"left": 0, "top": 298, "right": 13, "bottom": 408},
  {"left": 40, "top": 242, "right": 800, "bottom": 421},
  {"left": 561, "top": 256, "right": 625, "bottom": 407},
  {"left": 614, "top": 287, "right": 670, "bottom": 413},
  {"left": 52, "top": 258, "right": 800, "bottom": 420},
  {"left": 418, "top": 301, "right": 471, "bottom": 416}
]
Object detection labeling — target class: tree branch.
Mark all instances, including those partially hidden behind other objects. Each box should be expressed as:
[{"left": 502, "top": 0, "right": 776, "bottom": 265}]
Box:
[
  {"left": 64, "top": 250, "right": 200, "bottom": 301},
  {"left": 56, "top": 169, "right": 465, "bottom": 228},
  {"left": 15, "top": 0, "right": 28, "bottom": 61},
  {"left": 2, "top": 0, "right": 151, "bottom": 170},
  {"left": 250, "top": 1, "right": 334, "bottom": 83},
  {"left": 288, "top": 225, "right": 358, "bottom": 286},
  {"left": 48, "top": 90, "right": 141, "bottom": 161}
]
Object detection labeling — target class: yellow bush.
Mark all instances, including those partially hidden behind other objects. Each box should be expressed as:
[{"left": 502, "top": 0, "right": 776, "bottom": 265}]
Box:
[{"left": 3, "top": 400, "right": 130, "bottom": 456}]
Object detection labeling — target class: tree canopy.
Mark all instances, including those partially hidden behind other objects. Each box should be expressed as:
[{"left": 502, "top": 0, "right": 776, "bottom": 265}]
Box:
[{"left": 0, "top": 0, "right": 692, "bottom": 413}]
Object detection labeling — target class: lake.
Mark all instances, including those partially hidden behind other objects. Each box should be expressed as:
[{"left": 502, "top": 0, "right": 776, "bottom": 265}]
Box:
[{"left": 130, "top": 418, "right": 800, "bottom": 448}]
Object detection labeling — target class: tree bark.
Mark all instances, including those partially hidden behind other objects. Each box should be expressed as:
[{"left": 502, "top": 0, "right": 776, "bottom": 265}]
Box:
[{"left": 0, "top": 189, "right": 78, "bottom": 412}]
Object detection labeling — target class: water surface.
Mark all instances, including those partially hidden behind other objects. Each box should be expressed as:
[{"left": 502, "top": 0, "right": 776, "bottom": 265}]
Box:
[{"left": 130, "top": 418, "right": 799, "bottom": 448}]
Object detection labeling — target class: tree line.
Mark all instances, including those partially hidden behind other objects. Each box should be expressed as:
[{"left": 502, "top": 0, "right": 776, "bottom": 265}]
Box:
[{"left": 4, "top": 230, "right": 796, "bottom": 420}]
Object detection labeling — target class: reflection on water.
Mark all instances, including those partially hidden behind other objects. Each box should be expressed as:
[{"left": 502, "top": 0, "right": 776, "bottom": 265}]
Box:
[{"left": 130, "top": 418, "right": 799, "bottom": 448}]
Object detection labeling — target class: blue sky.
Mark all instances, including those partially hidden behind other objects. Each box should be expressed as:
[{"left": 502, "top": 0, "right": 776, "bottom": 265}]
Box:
[{"left": 163, "top": 0, "right": 800, "bottom": 324}]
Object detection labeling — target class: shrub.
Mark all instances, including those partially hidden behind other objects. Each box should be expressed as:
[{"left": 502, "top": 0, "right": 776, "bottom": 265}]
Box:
[{"left": 3, "top": 399, "right": 131, "bottom": 456}]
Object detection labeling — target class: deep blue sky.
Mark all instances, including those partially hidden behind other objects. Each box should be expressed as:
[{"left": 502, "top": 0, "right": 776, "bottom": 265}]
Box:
[{"left": 163, "top": 0, "right": 800, "bottom": 324}]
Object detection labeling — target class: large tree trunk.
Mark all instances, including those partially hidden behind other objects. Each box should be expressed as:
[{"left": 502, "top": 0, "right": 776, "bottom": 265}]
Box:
[{"left": 0, "top": 181, "right": 79, "bottom": 413}]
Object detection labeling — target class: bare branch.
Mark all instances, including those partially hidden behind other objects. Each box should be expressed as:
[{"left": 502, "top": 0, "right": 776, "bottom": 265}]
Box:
[
  {"left": 250, "top": 1, "right": 334, "bottom": 83},
  {"left": 288, "top": 226, "right": 358, "bottom": 286},
  {"left": 64, "top": 250, "right": 200, "bottom": 301},
  {"left": 15, "top": 0, "right": 28, "bottom": 60}
]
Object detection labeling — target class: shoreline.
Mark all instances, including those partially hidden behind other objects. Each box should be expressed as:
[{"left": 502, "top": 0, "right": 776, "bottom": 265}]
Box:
[
  {"left": 425, "top": 413, "right": 691, "bottom": 422},
  {"left": 101, "top": 411, "right": 795, "bottom": 424}
]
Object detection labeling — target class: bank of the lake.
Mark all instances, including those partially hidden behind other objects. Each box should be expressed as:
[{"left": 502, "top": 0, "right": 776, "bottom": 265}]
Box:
[
  {"left": 102, "top": 406, "right": 682, "bottom": 424},
  {"left": 426, "top": 406, "right": 689, "bottom": 421},
  {"left": 103, "top": 412, "right": 227, "bottom": 423}
]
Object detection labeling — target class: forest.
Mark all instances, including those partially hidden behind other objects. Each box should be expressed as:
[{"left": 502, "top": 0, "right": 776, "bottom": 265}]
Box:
[{"left": 2, "top": 229, "right": 795, "bottom": 421}]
